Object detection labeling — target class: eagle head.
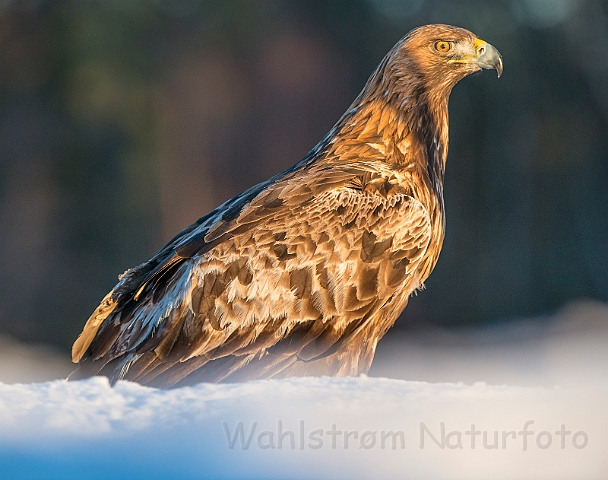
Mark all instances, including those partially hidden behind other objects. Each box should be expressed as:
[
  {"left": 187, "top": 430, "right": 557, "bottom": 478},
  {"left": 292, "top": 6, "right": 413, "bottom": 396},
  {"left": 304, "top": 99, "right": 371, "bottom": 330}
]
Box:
[{"left": 386, "top": 24, "right": 503, "bottom": 100}]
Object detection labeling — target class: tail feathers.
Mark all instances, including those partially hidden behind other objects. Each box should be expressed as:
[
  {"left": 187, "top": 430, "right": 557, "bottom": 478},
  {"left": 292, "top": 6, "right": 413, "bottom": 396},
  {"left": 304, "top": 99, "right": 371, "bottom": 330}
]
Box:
[
  {"left": 67, "top": 357, "right": 108, "bottom": 382},
  {"left": 67, "top": 348, "right": 366, "bottom": 389},
  {"left": 68, "top": 353, "right": 136, "bottom": 386}
]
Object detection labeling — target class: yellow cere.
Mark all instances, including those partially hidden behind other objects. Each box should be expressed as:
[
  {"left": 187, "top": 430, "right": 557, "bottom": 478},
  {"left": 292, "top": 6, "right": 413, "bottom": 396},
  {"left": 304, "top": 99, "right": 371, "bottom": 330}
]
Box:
[{"left": 474, "top": 38, "right": 487, "bottom": 52}]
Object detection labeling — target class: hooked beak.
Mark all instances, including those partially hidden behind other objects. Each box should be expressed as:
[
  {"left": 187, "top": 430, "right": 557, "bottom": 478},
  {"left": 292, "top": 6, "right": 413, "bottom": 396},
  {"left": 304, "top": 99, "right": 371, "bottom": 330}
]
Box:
[{"left": 474, "top": 38, "right": 503, "bottom": 78}]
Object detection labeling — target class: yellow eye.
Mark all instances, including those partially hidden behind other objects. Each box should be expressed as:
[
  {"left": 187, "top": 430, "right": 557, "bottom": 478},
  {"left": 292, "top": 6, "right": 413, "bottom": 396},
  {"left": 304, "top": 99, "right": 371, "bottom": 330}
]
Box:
[{"left": 434, "top": 41, "right": 451, "bottom": 53}]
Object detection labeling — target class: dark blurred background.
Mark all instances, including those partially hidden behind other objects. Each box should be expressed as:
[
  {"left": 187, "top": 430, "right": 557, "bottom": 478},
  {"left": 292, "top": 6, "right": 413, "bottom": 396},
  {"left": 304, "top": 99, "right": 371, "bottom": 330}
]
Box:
[{"left": 0, "top": 0, "right": 607, "bottom": 367}]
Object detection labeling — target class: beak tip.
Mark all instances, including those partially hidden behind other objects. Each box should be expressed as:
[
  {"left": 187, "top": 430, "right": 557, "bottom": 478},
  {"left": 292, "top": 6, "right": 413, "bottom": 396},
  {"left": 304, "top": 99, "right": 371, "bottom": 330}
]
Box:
[{"left": 496, "top": 57, "right": 504, "bottom": 78}]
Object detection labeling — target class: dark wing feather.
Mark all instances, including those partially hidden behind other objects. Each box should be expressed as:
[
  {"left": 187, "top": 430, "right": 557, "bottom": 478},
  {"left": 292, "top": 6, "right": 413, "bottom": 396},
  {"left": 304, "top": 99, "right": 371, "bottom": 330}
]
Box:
[{"left": 70, "top": 164, "right": 431, "bottom": 387}]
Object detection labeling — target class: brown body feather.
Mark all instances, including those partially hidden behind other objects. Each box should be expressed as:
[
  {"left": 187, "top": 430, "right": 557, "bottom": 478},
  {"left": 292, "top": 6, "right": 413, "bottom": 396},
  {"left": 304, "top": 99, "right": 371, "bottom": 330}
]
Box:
[{"left": 70, "top": 25, "right": 502, "bottom": 388}]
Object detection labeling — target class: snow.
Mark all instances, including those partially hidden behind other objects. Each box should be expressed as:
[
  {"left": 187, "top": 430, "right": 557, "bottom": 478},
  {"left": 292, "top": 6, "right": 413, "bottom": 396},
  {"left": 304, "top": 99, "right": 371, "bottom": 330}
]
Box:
[
  {"left": 0, "top": 376, "right": 606, "bottom": 479},
  {"left": 1, "top": 300, "right": 607, "bottom": 479}
]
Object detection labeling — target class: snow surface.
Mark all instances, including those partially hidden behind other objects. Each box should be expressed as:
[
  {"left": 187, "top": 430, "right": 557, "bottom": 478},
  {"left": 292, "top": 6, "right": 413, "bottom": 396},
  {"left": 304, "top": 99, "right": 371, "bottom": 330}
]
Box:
[
  {"left": 1, "top": 301, "right": 607, "bottom": 479},
  {"left": 0, "top": 376, "right": 606, "bottom": 479}
]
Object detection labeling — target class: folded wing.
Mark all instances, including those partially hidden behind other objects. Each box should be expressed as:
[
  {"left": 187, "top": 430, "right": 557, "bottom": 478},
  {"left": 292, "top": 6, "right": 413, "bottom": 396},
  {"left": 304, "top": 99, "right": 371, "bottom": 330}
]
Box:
[{"left": 70, "top": 166, "right": 431, "bottom": 387}]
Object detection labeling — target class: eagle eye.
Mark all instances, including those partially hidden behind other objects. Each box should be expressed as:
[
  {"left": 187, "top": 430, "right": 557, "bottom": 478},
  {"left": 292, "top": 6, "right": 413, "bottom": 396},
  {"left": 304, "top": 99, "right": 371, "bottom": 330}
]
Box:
[{"left": 434, "top": 41, "right": 452, "bottom": 53}]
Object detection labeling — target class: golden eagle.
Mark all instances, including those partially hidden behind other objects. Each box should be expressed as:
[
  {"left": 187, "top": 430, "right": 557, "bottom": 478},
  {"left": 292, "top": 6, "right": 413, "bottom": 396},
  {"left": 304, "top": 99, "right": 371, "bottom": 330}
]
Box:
[{"left": 70, "top": 24, "right": 502, "bottom": 388}]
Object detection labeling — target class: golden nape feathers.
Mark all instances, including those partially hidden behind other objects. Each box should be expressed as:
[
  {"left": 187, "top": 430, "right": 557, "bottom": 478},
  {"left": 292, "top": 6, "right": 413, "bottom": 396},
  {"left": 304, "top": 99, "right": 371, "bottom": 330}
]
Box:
[{"left": 69, "top": 24, "right": 502, "bottom": 388}]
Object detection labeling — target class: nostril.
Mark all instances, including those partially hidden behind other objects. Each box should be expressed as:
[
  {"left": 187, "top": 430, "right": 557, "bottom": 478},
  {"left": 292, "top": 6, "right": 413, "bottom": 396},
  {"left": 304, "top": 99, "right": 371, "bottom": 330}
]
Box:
[{"left": 478, "top": 47, "right": 485, "bottom": 56}]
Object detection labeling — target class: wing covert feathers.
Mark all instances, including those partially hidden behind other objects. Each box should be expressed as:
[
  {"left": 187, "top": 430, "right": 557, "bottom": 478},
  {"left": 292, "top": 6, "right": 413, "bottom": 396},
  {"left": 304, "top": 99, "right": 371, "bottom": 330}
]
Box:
[{"left": 70, "top": 171, "right": 432, "bottom": 387}]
